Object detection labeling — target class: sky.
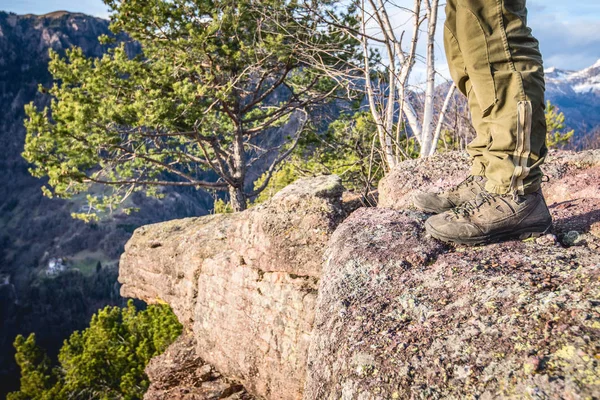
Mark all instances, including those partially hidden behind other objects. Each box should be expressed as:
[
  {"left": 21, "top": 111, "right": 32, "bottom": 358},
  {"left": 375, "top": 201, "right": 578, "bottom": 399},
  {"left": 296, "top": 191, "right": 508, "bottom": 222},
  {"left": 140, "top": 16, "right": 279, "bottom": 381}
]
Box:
[
  {"left": 1, "top": 0, "right": 599, "bottom": 78},
  {"left": 526, "top": 0, "right": 600, "bottom": 70},
  {"left": 0, "top": 0, "right": 111, "bottom": 18}
]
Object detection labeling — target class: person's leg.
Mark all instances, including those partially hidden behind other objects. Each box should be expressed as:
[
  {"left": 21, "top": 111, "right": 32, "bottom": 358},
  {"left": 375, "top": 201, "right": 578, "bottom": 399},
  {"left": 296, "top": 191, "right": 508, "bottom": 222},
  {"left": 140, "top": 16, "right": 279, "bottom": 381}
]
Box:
[
  {"left": 449, "top": 0, "right": 547, "bottom": 195},
  {"left": 412, "top": 0, "right": 489, "bottom": 215},
  {"left": 443, "top": 0, "right": 489, "bottom": 177},
  {"left": 424, "top": 0, "right": 552, "bottom": 244}
]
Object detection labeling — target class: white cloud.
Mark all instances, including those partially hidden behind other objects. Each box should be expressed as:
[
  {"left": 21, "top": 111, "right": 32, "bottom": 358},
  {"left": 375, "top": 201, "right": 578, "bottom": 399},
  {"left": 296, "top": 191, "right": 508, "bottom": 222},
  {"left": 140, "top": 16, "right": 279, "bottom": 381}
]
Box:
[{"left": 529, "top": 13, "right": 600, "bottom": 70}]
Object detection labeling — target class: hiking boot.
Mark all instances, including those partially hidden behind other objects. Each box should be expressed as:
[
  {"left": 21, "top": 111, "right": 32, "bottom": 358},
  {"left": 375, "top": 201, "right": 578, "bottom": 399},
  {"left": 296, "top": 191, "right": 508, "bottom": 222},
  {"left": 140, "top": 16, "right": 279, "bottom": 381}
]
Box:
[
  {"left": 413, "top": 175, "right": 487, "bottom": 214},
  {"left": 424, "top": 188, "right": 552, "bottom": 245}
]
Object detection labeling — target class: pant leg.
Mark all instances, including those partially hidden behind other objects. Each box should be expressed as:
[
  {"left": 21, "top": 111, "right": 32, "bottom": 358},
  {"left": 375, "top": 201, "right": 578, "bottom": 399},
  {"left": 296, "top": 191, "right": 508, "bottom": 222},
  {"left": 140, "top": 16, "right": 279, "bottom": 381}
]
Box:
[
  {"left": 443, "top": 0, "right": 488, "bottom": 177},
  {"left": 444, "top": 0, "right": 547, "bottom": 195}
]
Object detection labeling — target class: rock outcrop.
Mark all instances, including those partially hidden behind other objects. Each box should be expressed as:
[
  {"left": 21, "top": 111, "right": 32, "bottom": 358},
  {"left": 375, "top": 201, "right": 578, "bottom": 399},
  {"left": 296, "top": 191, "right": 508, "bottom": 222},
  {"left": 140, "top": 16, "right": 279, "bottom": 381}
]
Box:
[
  {"left": 144, "top": 334, "right": 252, "bottom": 400},
  {"left": 119, "top": 150, "right": 600, "bottom": 399},
  {"left": 307, "top": 209, "right": 600, "bottom": 398},
  {"left": 306, "top": 149, "right": 600, "bottom": 399},
  {"left": 378, "top": 149, "right": 600, "bottom": 210},
  {"left": 120, "top": 175, "right": 351, "bottom": 400}
]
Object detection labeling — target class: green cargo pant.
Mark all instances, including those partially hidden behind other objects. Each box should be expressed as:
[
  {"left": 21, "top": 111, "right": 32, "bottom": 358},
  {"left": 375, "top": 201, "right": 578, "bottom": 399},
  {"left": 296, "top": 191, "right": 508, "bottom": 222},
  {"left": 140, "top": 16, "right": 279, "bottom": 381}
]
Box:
[{"left": 444, "top": 0, "right": 547, "bottom": 195}]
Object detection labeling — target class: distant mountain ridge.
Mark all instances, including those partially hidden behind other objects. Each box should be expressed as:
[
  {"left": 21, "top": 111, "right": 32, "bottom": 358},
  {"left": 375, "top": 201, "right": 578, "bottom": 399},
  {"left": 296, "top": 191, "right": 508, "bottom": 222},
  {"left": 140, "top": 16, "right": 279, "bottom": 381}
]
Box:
[
  {"left": 544, "top": 59, "right": 600, "bottom": 141},
  {"left": 22, "top": 10, "right": 88, "bottom": 18},
  {"left": 545, "top": 59, "right": 600, "bottom": 96}
]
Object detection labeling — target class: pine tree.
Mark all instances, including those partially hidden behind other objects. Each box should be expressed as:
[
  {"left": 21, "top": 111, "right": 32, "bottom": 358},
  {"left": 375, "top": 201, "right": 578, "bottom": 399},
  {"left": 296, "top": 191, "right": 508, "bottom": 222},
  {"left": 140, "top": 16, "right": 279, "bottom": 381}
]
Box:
[
  {"left": 7, "top": 334, "right": 59, "bottom": 400},
  {"left": 8, "top": 301, "right": 182, "bottom": 399},
  {"left": 23, "top": 0, "right": 358, "bottom": 214},
  {"left": 546, "top": 100, "right": 574, "bottom": 148}
]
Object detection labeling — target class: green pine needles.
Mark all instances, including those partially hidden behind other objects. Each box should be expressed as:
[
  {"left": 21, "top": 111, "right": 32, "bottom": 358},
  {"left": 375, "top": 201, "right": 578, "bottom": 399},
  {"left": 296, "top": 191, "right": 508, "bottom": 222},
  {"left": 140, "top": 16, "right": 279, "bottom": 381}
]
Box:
[
  {"left": 23, "top": 0, "right": 358, "bottom": 214},
  {"left": 545, "top": 100, "right": 575, "bottom": 148},
  {"left": 8, "top": 301, "right": 182, "bottom": 400}
]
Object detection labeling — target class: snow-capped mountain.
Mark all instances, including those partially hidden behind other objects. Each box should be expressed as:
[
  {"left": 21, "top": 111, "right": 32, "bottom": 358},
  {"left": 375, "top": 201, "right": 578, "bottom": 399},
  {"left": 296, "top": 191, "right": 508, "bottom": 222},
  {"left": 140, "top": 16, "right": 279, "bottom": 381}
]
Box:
[
  {"left": 545, "top": 59, "right": 600, "bottom": 96},
  {"left": 543, "top": 59, "right": 600, "bottom": 144}
]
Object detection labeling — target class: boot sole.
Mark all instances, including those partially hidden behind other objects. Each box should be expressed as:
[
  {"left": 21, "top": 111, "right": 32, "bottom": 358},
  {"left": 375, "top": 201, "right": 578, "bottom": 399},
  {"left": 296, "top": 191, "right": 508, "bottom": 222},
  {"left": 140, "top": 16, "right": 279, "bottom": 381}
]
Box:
[{"left": 425, "top": 221, "right": 552, "bottom": 246}]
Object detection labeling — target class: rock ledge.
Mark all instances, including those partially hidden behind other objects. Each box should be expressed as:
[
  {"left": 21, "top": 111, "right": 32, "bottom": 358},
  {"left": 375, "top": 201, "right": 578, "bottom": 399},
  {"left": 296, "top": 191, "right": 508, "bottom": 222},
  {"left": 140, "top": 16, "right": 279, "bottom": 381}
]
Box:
[{"left": 119, "top": 151, "right": 600, "bottom": 399}]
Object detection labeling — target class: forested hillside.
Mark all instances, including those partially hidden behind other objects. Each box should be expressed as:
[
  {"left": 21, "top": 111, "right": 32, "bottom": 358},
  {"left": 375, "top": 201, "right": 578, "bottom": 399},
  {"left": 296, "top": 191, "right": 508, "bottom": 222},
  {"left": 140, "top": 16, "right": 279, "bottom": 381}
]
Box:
[{"left": 0, "top": 11, "right": 213, "bottom": 395}]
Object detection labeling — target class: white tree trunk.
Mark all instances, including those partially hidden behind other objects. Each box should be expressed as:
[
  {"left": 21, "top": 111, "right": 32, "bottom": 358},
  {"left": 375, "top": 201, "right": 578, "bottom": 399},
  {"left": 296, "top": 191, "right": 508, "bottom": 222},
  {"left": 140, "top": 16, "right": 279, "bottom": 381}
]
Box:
[
  {"left": 420, "top": 0, "right": 440, "bottom": 157},
  {"left": 329, "top": 0, "right": 449, "bottom": 164},
  {"left": 360, "top": 0, "right": 397, "bottom": 170},
  {"left": 366, "top": 0, "right": 445, "bottom": 162},
  {"left": 429, "top": 84, "right": 456, "bottom": 156}
]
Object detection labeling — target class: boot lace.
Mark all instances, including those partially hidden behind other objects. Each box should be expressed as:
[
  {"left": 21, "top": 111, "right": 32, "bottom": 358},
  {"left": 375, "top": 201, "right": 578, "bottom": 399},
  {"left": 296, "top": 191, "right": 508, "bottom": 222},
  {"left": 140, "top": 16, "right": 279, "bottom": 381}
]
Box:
[
  {"left": 448, "top": 175, "right": 476, "bottom": 193},
  {"left": 452, "top": 191, "right": 497, "bottom": 218}
]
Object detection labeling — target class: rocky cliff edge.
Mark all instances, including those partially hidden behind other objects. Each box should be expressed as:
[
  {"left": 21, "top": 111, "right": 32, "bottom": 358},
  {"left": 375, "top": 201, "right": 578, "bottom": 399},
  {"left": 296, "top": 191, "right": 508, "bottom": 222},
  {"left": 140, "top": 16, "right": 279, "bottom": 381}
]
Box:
[{"left": 119, "top": 150, "right": 600, "bottom": 399}]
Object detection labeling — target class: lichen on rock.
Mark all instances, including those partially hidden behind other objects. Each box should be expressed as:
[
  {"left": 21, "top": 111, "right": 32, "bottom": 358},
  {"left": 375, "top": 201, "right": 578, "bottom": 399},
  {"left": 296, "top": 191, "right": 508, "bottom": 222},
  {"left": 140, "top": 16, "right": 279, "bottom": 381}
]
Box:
[
  {"left": 307, "top": 218, "right": 600, "bottom": 398},
  {"left": 119, "top": 174, "right": 354, "bottom": 400},
  {"left": 119, "top": 150, "right": 600, "bottom": 400},
  {"left": 305, "top": 150, "right": 600, "bottom": 399}
]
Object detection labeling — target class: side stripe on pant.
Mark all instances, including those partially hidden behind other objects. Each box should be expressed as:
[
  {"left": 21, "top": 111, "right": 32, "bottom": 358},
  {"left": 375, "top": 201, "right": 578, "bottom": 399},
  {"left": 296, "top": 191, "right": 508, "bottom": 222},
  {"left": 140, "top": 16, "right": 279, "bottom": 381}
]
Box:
[{"left": 510, "top": 101, "right": 533, "bottom": 195}]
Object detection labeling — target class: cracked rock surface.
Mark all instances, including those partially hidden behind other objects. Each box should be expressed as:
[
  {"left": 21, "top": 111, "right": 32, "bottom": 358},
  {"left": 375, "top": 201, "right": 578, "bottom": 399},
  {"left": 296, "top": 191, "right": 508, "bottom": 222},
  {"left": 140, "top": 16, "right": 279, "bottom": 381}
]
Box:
[
  {"left": 306, "top": 150, "right": 600, "bottom": 399},
  {"left": 145, "top": 334, "right": 252, "bottom": 400},
  {"left": 119, "top": 175, "right": 353, "bottom": 400},
  {"left": 120, "top": 150, "right": 600, "bottom": 400}
]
